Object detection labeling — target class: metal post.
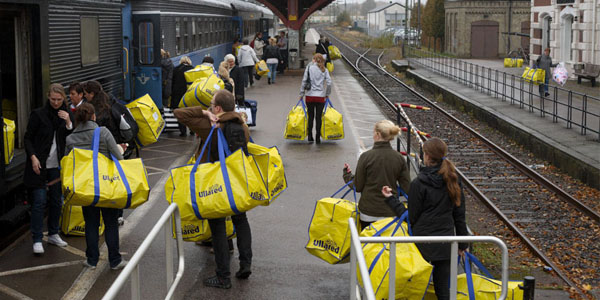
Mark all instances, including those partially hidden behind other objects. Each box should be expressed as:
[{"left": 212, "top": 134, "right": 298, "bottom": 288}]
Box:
[
  {"left": 165, "top": 220, "right": 174, "bottom": 289},
  {"left": 521, "top": 276, "right": 535, "bottom": 300},
  {"left": 388, "top": 243, "right": 396, "bottom": 299},
  {"left": 449, "top": 242, "right": 458, "bottom": 299},
  {"left": 350, "top": 241, "right": 357, "bottom": 299},
  {"left": 568, "top": 91, "right": 573, "bottom": 128},
  {"left": 581, "top": 94, "right": 587, "bottom": 135},
  {"left": 131, "top": 265, "right": 141, "bottom": 300}
]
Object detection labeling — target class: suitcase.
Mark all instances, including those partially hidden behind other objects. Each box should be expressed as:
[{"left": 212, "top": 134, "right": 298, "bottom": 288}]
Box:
[{"left": 236, "top": 100, "right": 257, "bottom": 127}]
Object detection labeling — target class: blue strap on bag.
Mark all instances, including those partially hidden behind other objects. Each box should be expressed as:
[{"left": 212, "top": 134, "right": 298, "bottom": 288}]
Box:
[
  {"left": 463, "top": 252, "right": 495, "bottom": 299},
  {"left": 190, "top": 126, "right": 217, "bottom": 219}
]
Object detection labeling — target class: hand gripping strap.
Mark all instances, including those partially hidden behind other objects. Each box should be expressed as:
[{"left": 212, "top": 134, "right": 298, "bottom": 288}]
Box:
[
  {"left": 190, "top": 126, "right": 217, "bottom": 219},
  {"left": 217, "top": 128, "right": 240, "bottom": 214},
  {"left": 92, "top": 127, "right": 101, "bottom": 206},
  {"left": 112, "top": 154, "right": 133, "bottom": 208}
]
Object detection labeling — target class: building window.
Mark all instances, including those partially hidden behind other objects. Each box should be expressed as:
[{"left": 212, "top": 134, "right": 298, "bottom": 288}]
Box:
[
  {"left": 138, "top": 22, "right": 154, "bottom": 64},
  {"left": 81, "top": 16, "right": 99, "bottom": 66},
  {"left": 541, "top": 16, "right": 551, "bottom": 51},
  {"left": 561, "top": 15, "right": 573, "bottom": 61}
]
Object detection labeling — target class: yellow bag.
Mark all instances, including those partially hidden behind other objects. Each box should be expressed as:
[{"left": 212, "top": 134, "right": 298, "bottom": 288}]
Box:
[
  {"left": 328, "top": 45, "right": 341, "bottom": 60},
  {"left": 359, "top": 216, "right": 433, "bottom": 300},
  {"left": 171, "top": 214, "right": 235, "bottom": 242},
  {"left": 326, "top": 62, "right": 334, "bottom": 73},
  {"left": 503, "top": 58, "right": 523, "bottom": 68},
  {"left": 306, "top": 181, "right": 359, "bottom": 264},
  {"left": 164, "top": 126, "right": 269, "bottom": 220},
  {"left": 180, "top": 74, "right": 224, "bottom": 109},
  {"left": 184, "top": 64, "right": 216, "bottom": 87},
  {"left": 321, "top": 98, "right": 344, "bottom": 140},
  {"left": 255, "top": 60, "right": 269, "bottom": 77},
  {"left": 247, "top": 142, "right": 287, "bottom": 205},
  {"left": 522, "top": 67, "right": 545, "bottom": 85},
  {"left": 3, "top": 117, "right": 15, "bottom": 165},
  {"left": 284, "top": 99, "right": 307, "bottom": 140},
  {"left": 60, "top": 205, "right": 105, "bottom": 236},
  {"left": 125, "top": 94, "right": 165, "bottom": 147},
  {"left": 61, "top": 128, "right": 150, "bottom": 209}
]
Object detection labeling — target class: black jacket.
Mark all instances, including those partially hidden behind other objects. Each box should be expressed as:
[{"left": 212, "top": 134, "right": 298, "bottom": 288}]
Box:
[
  {"left": 230, "top": 65, "right": 244, "bottom": 100},
  {"left": 385, "top": 164, "right": 468, "bottom": 261},
  {"left": 161, "top": 58, "right": 174, "bottom": 105},
  {"left": 262, "top": 45, "right": 282, "bottom": 61},
  {"left": 23, "top": 103, "right": 73, "bottom": 188},
  {"left": 171, "top": 63, "right": 194, "bottom": 109}
]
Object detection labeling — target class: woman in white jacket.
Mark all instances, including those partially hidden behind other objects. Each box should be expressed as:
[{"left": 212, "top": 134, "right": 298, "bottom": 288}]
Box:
[
  {"left": 299, "top": 53, "right": 332, "bottom": 144},
  {"left": 237, "top": 39, "right": 259, "bottom": 88},
  {"left": 252, "top": 32, "right": 265, "bottom": 57}
]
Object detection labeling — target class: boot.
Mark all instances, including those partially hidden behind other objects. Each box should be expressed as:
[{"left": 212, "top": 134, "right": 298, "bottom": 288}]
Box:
[
  {"left": 203, "top": 276, "right": 231, "bottom": 289},
  {"left": 307, "top": 133, "right": 314, "bottom": 143},
  {"left": 235, "top": 264, "right": 252, "bottom": 279},
  {"left": 268, "top": 78, "right": 271, "bottom": 85}
]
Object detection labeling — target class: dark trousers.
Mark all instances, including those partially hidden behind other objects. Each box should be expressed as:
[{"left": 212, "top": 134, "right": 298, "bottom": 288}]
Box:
[
  {"left": 178, "top": 122, "right": 187, "bottom": 135},
  {"left": 82, "top": 206, "right": 122, "bottom": 268},
  {"left": 30, "top": 168, "right": 62, "bottom": 243},
  {"left": 208, "top": 213, "right": 252, "bottom": 279},
  {"left": 306, "top": 102, "right": 325, "bottom": 139},
  {"left": 359, "top": 220, "right": 372, "bottom": 231},
  {"left": 243, "top": 66, "right": 254, "bottom": 87},
  {"left": 278, "top": 49, "right": 288, "bottom": 73},
  {"left": 431, "top": 259, "right": 451, "bottom": 300}
]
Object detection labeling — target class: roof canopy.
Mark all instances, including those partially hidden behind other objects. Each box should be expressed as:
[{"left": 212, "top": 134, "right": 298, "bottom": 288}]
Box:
[{"left": 257, "top": 0, "right": 334, "bottom": 30}]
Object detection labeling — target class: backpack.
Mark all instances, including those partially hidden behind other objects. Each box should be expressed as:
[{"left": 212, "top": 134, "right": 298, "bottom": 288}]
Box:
[
  {"left": 250, "top": 39, "right": 255, "bottom": 48},
  {"left": 222, "top": 120, "right": 247, "bottom": 155},
  {"left": 110, "top": 101, "right": 139, "bottom": 144}
]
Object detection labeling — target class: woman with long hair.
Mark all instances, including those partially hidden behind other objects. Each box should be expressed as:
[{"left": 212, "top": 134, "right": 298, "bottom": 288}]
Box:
[
  {"left": 299, "top": 53, "right": 332, "bottom": 144},
  {"left": 262, "top": 37, "right": 281, "bottom": 84},
  {"left": 24, "top": 83, "right": 73, "bottom": 254},
  {"left": 343, "top": 120, "right": 410, "bottom": 228},
  {"left": 65, "top": 103, "right": 127, "bottom": 270},
  {"left": 382, "top": 137, "right": 468, "bottom": 300}
]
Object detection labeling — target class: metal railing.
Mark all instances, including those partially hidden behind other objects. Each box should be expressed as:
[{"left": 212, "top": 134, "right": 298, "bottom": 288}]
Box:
[
  {"left": 406, "top": 47, "right": 600, "bottom": 141},
  {"left": 349, "top": 219, "right": 510, "bottom": 300},
  {"left": 103, "top": 203, "right": 185, "bottom": 300}
]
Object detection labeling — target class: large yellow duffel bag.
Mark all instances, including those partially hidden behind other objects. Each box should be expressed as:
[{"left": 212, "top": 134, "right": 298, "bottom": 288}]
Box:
[
  {"left": 522, "top": 67, "right": 545, "bottom": 85},
  {"left": 328, "top": 45, "right": 341, "bottom": 60},
  {"left": 164, "top": 126, "right": 269, "bottom": 220},
  {"left": 179, "top": 74, "right": 224, "bottom": 109},
  {"left": 3, "top": 117, "right": 15, "bottom": 165},
  {"left": 61, "top": 128, "right": 150, "bottom": 209},
  {"left": 247, "top": 142, "right": 287, "bottom": 204},
  {"left": 326, "top": 62, "right": 334, "bottom": 73},
  {"left": 184, "top": 64, "right": 216, "bottom": 87},
  {"left": 60, "top": 205, "right": 105, "bottom": 236},
  {"left": 358, "top": 215, "right": 433, "bottom": 300},
  {"left": 171, "top": 214, "right": 236, "bottom": 242},
  {"left": 321, "top": 98, "right": 344, "bottom": 140},
  {"left": 503, "top": 58, "right": 523, "bottom": 68},
  {"left": 125, "top": 94, "right": 165, "bottom": 147},
  {"left": 306, "top": 181, "right": 359, "bottom": 264},
  {"left": 284, "top": 99, "right": 307, "bottom": 140},
  {"left": 255, "top": 60, "right": 269, "bottom": 77}
]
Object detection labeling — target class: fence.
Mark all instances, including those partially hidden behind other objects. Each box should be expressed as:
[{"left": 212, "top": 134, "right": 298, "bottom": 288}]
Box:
[
  {"left": 348, "top": 219, "right": 511, "bottom": 300},
  {"left": 102, "top": 203, "right": 185, "bottom": 300},
  {"left": 406, "top": 47, "right": 600, "bottom": 141}
]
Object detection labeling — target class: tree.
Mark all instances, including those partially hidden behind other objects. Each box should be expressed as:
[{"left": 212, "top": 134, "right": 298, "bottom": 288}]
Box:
[
  {"left": 410, "top": 3, "right": 425, "bottom": 29},
  {"left": 337, "top": 10, "right": 352, "bottom": 27},
  {"left": 422, "top": 0, "right": 445, "bottom": 39},
  {"left": 361, "top": 0, "right": 377, "bottom": 15}
]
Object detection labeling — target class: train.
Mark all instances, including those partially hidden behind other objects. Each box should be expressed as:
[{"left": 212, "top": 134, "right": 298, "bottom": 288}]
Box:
[{"left": 0, "top": 0, "right": 277, "bottom": 246}]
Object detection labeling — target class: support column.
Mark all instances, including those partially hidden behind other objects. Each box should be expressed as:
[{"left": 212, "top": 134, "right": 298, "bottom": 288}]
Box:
[{"left": 288, "top": 29, "right": 301, "bottom": 69}]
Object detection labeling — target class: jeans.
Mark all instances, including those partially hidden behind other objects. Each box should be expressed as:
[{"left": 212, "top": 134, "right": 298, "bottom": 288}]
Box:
[
  {"left": 82, "top": 206, "right": 122, "bottom": 268},
  {"left": 208, "top": 213, "right": 252, "bottom": 279},
  {"left": 431, "top": 259, "right": 451, "bottom": 300},
  {"left": 306, "top": 102, "right": 325, "bottom": 139},
  {"left": 544, "top": 77, "right": 549, "bottom": 93},
  {"left": 267, "top": 63, "right": 277, "bottom": 83},
  {"left": 30, "top": 168, "right": 62, "bottom": 243}
]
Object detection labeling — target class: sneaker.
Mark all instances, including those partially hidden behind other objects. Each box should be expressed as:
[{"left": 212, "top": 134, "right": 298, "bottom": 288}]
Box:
[
  {"left": 82, "top": 261, "right": 97, "bottom": 269},
  {"left": 203, "top": 276, "right": 231, "bottom": 289},
  {"left": 47, "top": 234, "right": 68, "bottom": 247},
  {"left": 118, "top": 217, "right": 125, "bottom": 226},
  {"left": 235, "top": 265, "right": 252, "bottom": 279},
  {"left": 33, "top": 242, "right": 44, "bottom": 254},
  {"left": 111, "top": 259, "right": 128, "bottom": 270}
]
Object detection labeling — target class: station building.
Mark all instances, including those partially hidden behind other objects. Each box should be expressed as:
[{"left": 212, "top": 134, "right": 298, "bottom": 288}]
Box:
[{"left": 367, "top": 1, "right": 408, "bottom": 37}]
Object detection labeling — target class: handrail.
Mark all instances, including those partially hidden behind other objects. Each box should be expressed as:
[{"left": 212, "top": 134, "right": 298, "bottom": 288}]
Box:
[
  {"left": 103, "top": 203, "right": 185, "bottom": 300},
  {"left": 348, "top": 219, "right": 509, "bottom": 300}
]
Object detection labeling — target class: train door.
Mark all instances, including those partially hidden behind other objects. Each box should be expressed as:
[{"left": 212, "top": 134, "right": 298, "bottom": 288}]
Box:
[
  {"left": 122, "top": 2, "right": 133, "bottom": 102},
  {"left": 232, "top": 16, "right": 242, "bottom": 41},
  {"left": 132, "top": 13, "right": 162, "bottom": 108}
]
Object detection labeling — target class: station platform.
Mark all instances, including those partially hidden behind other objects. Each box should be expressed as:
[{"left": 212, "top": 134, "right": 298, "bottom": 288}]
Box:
[{"left": 404, "top": 59, "right": 600, "bottom": 189}]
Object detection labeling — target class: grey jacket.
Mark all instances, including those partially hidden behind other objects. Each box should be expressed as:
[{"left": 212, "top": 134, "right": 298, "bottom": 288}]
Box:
[
  {"left": 300, "top": 62, "right": 332, "bottom": 98},
  {"left": 237, "top": 45, "right": 258, "bottom": 68},
  {"left": 65, "top": 121, "right": 123, "bottom": 160},
  {"left": 535, "top": 54, "right": 557, "bottom": 80}
]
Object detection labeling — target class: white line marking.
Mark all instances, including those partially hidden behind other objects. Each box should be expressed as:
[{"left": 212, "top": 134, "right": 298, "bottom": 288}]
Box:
[
  {"left": 145, "top": 165, "right": 167, "bottom": 172},
  {"left": 0, "top": 282, "right": 34, "bottom": 300},
  {"left": 41, "top": 236, "right": 86, "bottom": 258},
  {"left": 0, "top": 260, "right": 84, "bottom": 277},
  {"left": 140, "top": 148, "right": 180, "bottom": 155}
]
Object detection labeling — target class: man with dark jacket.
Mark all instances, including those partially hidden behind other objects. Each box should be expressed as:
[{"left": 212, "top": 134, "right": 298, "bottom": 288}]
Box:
[
  {"left": 173, "top": 90, "right": 252, "bottom": 289},
  {"left": 171, "top": 56, "right": 195, "bottom": 136},
  {"left": 161, "top": 49, "right": 174, "bottom": 109},
  {"left": 535, "top": 47, "right": 557, "bottom": 97}
]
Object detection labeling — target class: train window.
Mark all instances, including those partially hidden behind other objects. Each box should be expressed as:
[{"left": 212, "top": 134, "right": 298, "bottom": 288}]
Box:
[
  {"left": 175, "top": 18, "right": 181, "bottom": 55},
  {"left": 138, "top": 22, "right": 154, "bottom": 64},
  {"left": 81, "top": 16, "right": 99, "bottom": 66},
  {"left": 196, "top": 20, "right": 202, "bottom": 49},
  {"left": 209, "top": 20, "right": 214, "bottom": 46}
]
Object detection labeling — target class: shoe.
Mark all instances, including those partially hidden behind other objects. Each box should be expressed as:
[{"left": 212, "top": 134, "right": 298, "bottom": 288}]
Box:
[
  {"left": 308, "top": 135, "right": 314, "bottom": 142},
  {"left": 111, "top": 259, "right": 128, "bottom": 270},
  {"left": 203, "top": 276, "right": 232, "bottom": 289},
  {"left": 118, "top": 217, "right": 125, "bottom": 226},
  {"left": 48, "top": 234, "right": 68, "bottom": 247},
  {"left": 33, "top": 242, "right": 44, "bottom": 254},
  {"left": 268, "top": 78, "right": 271, "bottom": 85},
  {"left": 544, "top": 92, "right": 550, "bottom": 97},
  {"left": 316, "top": 137, "right": 321, "bottom": 144},
  {"left": 82, "top": 260, "right": 97, "bottom": 269},
  {"left": 235, "top": 265, "right": 252, "bottom": 279}
]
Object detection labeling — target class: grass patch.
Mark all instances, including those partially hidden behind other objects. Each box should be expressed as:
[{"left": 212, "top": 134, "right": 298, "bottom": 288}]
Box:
[
  {"left": 435, "top": 93, "right": 444, "bottom": 102},
  {"left": 405, "top": 78, "right": 416, "bottom": 86},
  {"left": 360, "top": 33, "right": 395, "bottom": 49}
]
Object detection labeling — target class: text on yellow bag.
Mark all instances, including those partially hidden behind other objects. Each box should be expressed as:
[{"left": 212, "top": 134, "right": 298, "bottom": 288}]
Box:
[
  {"left": 320, "top": 98, "right": 344, "bottom": 140},
  {"left": 125, "top": 94, "right": 165, "bottom": 147},
  {"left": 247, "top": 142, "right": 287, "bottom": 204},
  {"left": 284, "top": 99, "right": 308, "bottom": 140}
]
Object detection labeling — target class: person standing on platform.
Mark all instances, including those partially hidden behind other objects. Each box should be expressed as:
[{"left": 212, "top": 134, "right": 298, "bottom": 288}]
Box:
[
  {"left": 535, "top": 47, "right": 557, "bottom": 97},
  {"left": 219, "top": 54, "right": 236, "bottom": 94},
  {"left": 252, "top": 32, "right": 265, "bottom": 59},
  {"left": 68, "top": 82, "right": 85, "bottom": 112},
  {"left": 382, "top": 137, "right": 468, "bottom": 300},
  {"left": 342, "top": 120, "right": 410, "bottom": 229},
  {"left": 161, "top": 49, "right": 174, "bottom": 110},
  {"left": 299, "top": 53, "right": 332, "bottom": 144},
  {"left": 315, "top": 36, "right": 330, "bottom": 63},
  {"left": 65, "top": 103, "right": 128, "bottom": 270},
  {"left": 263, "top": 37, "right": 281, "bottom": 85},
  {"left": 171, "top": 56, "right": 194, "bottom": 136},
  {"left": 173, "top": 90, "right": 253, "bottom": 289},
  {"left": 237, "top": 39, "right": 259, "bottom": 88},
  {"left": 220, "top": 54, "right": 245, "bottom": 106},
  {"left": 24, "top": 83, "right": 72, "bottom": 254},
  {"left": 277, "top": 30, "right": 288, "bottom": 74}
]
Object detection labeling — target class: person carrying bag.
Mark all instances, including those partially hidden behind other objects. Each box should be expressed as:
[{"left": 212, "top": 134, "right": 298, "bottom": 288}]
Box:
[{"left": 299, "top": 53, "right": 332, "bottom": 144}]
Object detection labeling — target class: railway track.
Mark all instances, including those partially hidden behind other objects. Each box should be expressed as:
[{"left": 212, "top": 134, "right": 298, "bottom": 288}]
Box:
[{"left": 322, "top": 30, "right": 600, "bottom": 297}]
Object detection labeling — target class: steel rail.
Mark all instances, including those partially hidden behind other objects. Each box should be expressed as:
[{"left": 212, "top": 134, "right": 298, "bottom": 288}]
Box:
[{"left": 322, "top": 30, "right": 589, "bottom": 295}]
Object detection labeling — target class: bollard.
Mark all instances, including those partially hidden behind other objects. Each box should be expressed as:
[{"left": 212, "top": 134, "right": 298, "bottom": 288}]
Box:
[{"left": 520, "top": 276, "right": 535, "bottom": 300}]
